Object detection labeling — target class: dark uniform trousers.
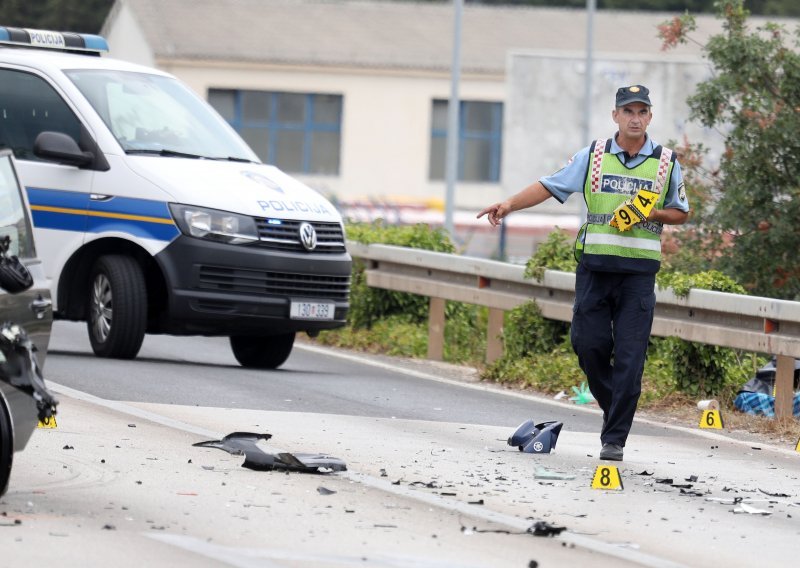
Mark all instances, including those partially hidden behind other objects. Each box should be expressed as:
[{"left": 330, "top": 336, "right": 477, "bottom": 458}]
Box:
[{"left": 570, "top": 263, "right": 657, "bottom": 447}]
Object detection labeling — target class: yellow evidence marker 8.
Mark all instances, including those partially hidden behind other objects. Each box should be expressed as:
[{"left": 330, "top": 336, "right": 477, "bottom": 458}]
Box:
[
  {"left": 591, "top": 465, "right": 623, "bottom": 490},
  {"left": 37, "top": 415, "right": 58, "bottom": 429},
  {"left": 699, "top": 409, "right": 723, "bottom": 429}
]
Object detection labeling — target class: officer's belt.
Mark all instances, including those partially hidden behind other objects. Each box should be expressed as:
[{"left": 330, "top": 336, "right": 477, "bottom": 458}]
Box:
[{"left": 587, "top": 213, "right": 663, "bottom": 235}]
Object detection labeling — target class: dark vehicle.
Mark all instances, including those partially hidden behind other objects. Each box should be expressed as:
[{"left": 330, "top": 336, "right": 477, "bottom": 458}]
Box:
[{"left": 0, "top": 149, "right": 56, "bottom": 496}]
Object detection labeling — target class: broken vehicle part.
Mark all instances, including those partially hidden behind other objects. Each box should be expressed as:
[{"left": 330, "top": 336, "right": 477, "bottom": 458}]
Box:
[
  {"left": 1, "top": 322, "right": 58, "bottom": 496},
  {"left": 529, "top": 521, "right": 567, "bottom": 537},
  {"left": 508, "top": 420, "right": 563, "bottom": 454},
  {"left": 569, "top": 382, "right": 595, "bottom": 404},
  {"left": 0, "top": 323, "right": 58, "bottom": 422},
  {"left": 193, "top": 432, "right": 347, "bottom": 473},
  {"left": 534, "top": 467, "right": 575, "bottom": 481},
  {"left": 732, "top": 503, "right": 772, "bottom": 515}
]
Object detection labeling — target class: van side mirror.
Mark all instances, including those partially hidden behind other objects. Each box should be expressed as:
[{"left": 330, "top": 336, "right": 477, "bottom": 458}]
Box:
[{"left": 33, "top": 131, "right": 94, "bottom": 168}]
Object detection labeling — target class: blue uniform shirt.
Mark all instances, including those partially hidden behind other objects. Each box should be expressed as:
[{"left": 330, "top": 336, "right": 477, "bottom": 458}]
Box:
[{"left": 539, "top": 134, "right": 689, "bottom": 212}]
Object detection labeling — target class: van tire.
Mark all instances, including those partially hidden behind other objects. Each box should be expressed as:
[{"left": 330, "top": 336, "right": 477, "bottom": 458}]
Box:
[
  {"left": 87, "top": 255, "right": 147, "bottom": 359},
  {"left": 0, "top": 401, "right": 12, "bottom": 497},
  {"left": 230, "top": 333, "right": 295, "bottom": 369}
]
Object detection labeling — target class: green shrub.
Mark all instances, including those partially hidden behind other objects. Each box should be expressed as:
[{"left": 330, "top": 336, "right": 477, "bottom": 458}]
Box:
[
  {"left": 524, "top": 228, "right": 577, "bottom": 281},
  {"left": 317, "top": 220, "right": 486, "bottom": 364},
  {"left": 656, "top": 269, "right": 765, "bottom": 399},
  {"left": 503, "top": 300, "right": 569, "bottom": 358},
  {"left": 346, "top": 221, "right": 456, "bottom": 328},
  {"left": 315, "top": 314, "right": 427, "bottom": 357},
  {"left": 484, "top": 336, "right": 582, "bottom": 394}
]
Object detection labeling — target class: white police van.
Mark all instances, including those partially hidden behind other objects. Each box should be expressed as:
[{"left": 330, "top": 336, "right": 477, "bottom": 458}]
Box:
[{"left": 0, "top": 27, "right": 351, "bottom": 369}]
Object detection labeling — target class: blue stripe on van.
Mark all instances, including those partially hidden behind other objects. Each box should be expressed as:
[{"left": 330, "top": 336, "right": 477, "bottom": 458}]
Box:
[{"left": 26, "top": 187, "right": 180, "bottom": 242}]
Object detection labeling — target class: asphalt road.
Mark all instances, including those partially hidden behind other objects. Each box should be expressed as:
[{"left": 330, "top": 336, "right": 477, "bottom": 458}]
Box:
[{"left": 2, "top": 322, "right": 799, "bottom": 568}]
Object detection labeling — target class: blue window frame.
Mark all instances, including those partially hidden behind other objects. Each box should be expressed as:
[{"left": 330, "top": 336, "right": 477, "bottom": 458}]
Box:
[
  {"left": 429, "top": 99, "right": 503, "bottom": 183},
  {"left": 208, "top": 89, "right": 342, "bottom": 175}
]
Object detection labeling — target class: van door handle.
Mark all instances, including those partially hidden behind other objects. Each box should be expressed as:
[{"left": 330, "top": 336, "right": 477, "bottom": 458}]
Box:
[{"left": 30, "top": 295, "right": 53, "bottom": 319}]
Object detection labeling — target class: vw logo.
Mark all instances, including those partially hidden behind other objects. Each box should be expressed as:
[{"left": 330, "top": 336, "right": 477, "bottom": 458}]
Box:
[
  {"left": 533, "top": 441, "right": 544, "bottom": 452},
  {"left": 299, "top": 222, "right": 317, "bottom": 251}
]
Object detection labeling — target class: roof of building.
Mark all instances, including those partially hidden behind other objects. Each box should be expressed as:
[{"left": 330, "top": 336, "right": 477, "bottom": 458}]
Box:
[{"left": 105, "top": 0, "right": 797, "bottom": 74}]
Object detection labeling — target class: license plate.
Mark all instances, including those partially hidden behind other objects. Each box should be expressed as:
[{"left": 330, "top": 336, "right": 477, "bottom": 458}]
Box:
[{"left": 290, "top": 301, "right": 335, "bottom": 320}]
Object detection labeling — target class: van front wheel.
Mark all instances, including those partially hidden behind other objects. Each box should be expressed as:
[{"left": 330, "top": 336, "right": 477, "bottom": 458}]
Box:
[
  {"left": 230, "top": 333, "right": 295, "bottom": 369},
  {"left": 87, "top": 255, "right": 147, "bottom": 359}
]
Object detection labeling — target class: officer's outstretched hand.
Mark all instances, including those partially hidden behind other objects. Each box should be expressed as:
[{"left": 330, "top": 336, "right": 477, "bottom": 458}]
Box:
[{"left": 477, "top": 202, "right": 510, "bottom": 227}]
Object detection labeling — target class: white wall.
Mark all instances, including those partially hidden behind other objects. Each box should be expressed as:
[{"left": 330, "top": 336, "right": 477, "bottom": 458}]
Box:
[
  {"left": 102, "top": 1, "right": 156, "bottom": 68},
  {"left": 502, "top": 50, "right": 720, "bottom": 215},
  {"left": 160, "top": 62, "right": 505, "bottom": 209}
]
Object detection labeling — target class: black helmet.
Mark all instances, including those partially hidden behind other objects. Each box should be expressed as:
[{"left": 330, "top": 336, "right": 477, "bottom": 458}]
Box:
[{"left": 0, "top": 236, "right": 32, "bottom": 294}]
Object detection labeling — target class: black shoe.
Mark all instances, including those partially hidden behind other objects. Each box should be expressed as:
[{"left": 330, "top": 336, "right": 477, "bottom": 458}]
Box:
[{"left": 600, "top": 443, "right": 623, "bottom": 461}]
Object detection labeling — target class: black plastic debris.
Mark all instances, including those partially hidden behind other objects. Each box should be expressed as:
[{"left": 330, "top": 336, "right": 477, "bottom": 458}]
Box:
[
  {"left": 408, "top": 480, "right": 441, "bottom": 489},
  {"left": 193, "top": 432, "right": 347, "bottom": 473},
  {"left": 636, "top": 470, "right": 654, "bottom": 476},
  {"left": 317, "top": 486, "right": 336, "bottom": 495},
  {"left": 508, "top": 420, "right": 563, "bottom": 454},
  {"left": 759, "top": 488, "right": 791, "bottom": 498},
  {"left": 528, "top": 521, "right": 567, "bottom": 537}
]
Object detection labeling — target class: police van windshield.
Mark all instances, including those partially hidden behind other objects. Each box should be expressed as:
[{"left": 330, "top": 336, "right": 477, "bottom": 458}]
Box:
[{"left": 65, "top": 70, "right": 258, "bottom": 162}]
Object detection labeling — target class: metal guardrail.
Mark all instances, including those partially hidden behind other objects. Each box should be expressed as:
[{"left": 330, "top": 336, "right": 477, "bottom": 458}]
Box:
[{"left": 348, "top": 242, "right": 800, "bottom": 420}]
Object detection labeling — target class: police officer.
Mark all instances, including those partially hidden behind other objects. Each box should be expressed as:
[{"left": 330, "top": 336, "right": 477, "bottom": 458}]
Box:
[{"left": 478, "top": 85, "right": 689, "bottom": 461}]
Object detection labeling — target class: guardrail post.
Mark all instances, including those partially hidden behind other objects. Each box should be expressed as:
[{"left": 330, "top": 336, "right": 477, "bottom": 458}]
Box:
[
  {"left": 774, "top": 354, "right": 794, "bottom": 421},
  {"left": 486, "top": 308, "right": 504, "bottom": 363},
  {"left": 428, "top": 297, "right": 445, "bottom": 360}
]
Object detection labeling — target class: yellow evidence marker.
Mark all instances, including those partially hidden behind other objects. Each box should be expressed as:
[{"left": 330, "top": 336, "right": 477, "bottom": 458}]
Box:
[
  {"left": 699, "top": 409, "right": 723, "bottom": 429},
  {"left": 794, "top": 437, "right": 800, "bottom": 453},
  {"left": 37, "top": 415, "right": 58, "bottom": 429},
  {"left": 609, "top": 189, "right": 660, "bottom": 232},
  {"left": 591, "top": 465, "right": 623, "bottom": 490}
]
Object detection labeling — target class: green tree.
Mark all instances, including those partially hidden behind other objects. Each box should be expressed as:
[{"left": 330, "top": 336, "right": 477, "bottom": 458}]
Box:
[
  {"left": 467, "top": 0, "right": 800, "bottom": 17},
  {"left": 0, "top": 0, "right": 114, "bottom": 34},
  {"left": 662, "top": 0, "right": 800, "bottom": 299}
]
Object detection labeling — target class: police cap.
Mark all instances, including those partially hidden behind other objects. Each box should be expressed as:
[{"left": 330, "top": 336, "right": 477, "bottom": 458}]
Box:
[{"left": 615, "top": 85, "right": 652, "bottom": 107}]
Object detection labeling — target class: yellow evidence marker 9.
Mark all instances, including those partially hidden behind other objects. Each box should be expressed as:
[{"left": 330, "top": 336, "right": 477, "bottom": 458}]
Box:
[
  {"left": 699, "top": 409, "right": 723, "bottom": 429},
  {"left": 591, "top": 465, "right": 623, "bottom": 490},
  {"left": 37, "top": 415, "right": 58, "bottom": 429}
]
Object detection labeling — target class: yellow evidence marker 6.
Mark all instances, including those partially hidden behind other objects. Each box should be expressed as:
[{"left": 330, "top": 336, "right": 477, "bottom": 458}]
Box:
[
  {"left": 37, "top": 415, "right": 58, "bottom": 429},
  {"left": 699, "top": 409, "right": 723, "bottom": 429},
  {"left": 591, "top": 465, "right": 623, "bottom": 490}
]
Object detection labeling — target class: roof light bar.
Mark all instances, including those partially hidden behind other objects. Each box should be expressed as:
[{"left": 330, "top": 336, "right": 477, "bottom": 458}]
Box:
[{"left": 0, "top": 27, "right": 108, "bottom": 54}]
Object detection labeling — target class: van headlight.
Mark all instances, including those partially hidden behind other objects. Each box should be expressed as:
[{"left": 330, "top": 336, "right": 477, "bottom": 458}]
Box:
[{"left": 169, "top": 204, "right": 259, "bottom": 245}]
